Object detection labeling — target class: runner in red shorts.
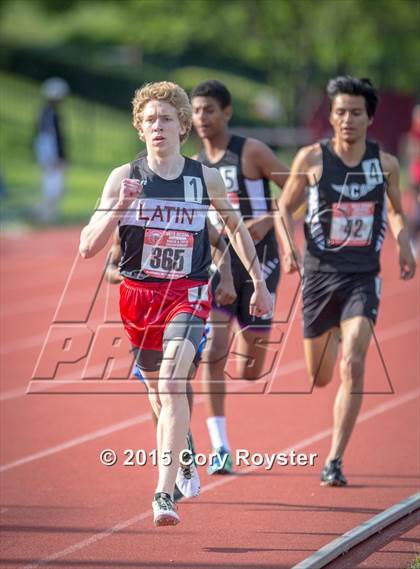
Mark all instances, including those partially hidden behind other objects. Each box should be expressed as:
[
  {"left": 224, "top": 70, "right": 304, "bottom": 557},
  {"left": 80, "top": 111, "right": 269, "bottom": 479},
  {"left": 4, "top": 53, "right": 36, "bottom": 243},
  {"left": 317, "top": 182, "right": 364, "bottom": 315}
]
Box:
[
  {"left": 79, "top": 81, "right": 273, "bottom": 527},
  {"left": 105, "top": 226, "right": 235, "bottom": 503}
]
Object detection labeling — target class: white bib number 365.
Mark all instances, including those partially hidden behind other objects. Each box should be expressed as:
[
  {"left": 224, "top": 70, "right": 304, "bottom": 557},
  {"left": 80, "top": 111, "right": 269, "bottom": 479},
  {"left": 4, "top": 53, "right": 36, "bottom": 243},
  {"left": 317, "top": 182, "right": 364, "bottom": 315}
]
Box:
[
  {"left": 329, "top": 202, "right": 374, "bottom": 247},
  {"left": 141, "top": 229, "right": 193, "bottom": 278}
]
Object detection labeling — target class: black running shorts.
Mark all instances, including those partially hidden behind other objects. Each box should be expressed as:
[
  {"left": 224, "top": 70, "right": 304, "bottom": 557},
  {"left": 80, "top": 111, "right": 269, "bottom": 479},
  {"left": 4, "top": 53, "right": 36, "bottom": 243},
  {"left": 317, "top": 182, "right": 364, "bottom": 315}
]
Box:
[
  {"left": 302, "top": 271, "right": 381, "bottom": 339},
  {"left": 211, "top": 255, "right": 280, "bottom": 328}
]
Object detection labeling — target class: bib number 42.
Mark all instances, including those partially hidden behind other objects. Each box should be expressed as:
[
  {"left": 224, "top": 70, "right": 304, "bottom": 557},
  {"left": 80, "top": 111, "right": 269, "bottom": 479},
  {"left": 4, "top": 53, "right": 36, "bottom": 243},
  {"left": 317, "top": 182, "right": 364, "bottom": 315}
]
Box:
[{"left": 329, "top": 202, "right": 375, "bottom": 247}]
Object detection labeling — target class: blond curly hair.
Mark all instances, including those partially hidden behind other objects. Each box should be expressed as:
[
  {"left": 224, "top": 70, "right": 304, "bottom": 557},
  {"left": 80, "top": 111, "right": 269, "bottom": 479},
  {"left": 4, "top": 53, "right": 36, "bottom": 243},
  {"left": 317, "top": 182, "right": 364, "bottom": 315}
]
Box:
[{"left": 132, "top": 82, "right": 192, "bottom": 144}]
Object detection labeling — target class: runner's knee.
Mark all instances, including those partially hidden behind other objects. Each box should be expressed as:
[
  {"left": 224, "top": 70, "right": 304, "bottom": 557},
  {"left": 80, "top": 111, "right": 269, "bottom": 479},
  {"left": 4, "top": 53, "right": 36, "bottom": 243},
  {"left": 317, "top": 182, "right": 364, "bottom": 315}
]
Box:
[
  {"left": 236, "top": 358, "right": 265, "bottom": 381},
  {"left": 158, "top": 380, "right": 189, "bottom": 408},
  {"left": 145, "top": 379, "right": 159, "bottom": 393},
  {"left": 148, "top": 391, "right": 161, "bottom": 412},
  {"left": 204, "top": 331, "right": 229, "bottom": 363},
  {"left": 340, "top": 354, "right": 365, "bottom": 384},
  {"left": 240, "top": 369, "right": 261, "bottom": 381},
  {"left": 311, "top": 371, "right": 333, "bottom": 388}
]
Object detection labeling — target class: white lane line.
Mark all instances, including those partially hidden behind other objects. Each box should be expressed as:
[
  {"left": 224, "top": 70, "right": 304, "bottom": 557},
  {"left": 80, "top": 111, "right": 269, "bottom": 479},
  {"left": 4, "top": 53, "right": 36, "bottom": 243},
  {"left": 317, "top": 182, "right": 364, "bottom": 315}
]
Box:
[
  {"left": 0, "top": 263, "right": 100, "bottom": 295},
  {"left": 0, "top": 379, "right": 247, "bottom": 472},
  {"left": 1, "top": 290, "right": 109, "bottom": 318},
  {"left": 0, "top": 386, "right": 29, "bottom": 402},
  {"left": 0, "top": 312, "right": 415, "bottom": 424},
  {"left": 1, "top": 332, "right": 53, "bottom": 356},
  {"left": 293, "top": 493, "right": 420, "bottom": 569},
  {"left": 21, "top": 512, "right": 152, "bottom": 569},
  {"left": 375, "top": 316, "right": 419, "bottom": 342},
  {"left": 1, "top": 349, "right": 135, "bottom": 401},
  {"left": 0, "top": 414, "right": 150, "bottom": 473},
  {"left": 0, "top": 313, "right": 415, "bottom": 411},
  {"left": 1, "top": 276, "right": 417, "bottom": 354},
  {"left": 1, "top": 316, "right": 418, "bottom": 473},
  {"left": 2, "top": 314, "right": 418, "bottom": 403},
  {"left": 21, "top": 387, "right": 420, "bottom": 569},
  {"left": 0, "top": 317, "right": 112, "bottom": 356}
]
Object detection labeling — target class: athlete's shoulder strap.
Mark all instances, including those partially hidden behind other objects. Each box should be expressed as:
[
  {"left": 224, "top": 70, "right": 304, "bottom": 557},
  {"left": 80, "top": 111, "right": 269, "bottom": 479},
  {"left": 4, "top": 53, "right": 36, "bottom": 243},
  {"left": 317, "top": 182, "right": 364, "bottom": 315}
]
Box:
[
  {"left": 196, "top": 148, "right": 207, "bottom": 164},
  {"left": 227, "top": 134, "right": 246, "bottom": 157},
  {"left": 319, "top": 138, "right": 338, "bottom": 166},
  {"left": 319, "top": 138, "right": 331, "bottom": 151},
  {"left": 183, "top": 155, "right": 204, "bottom": 176},
  {"left": 130, "top": 150, "right": 147, "bottom": 179},
  {"left": 365, "top": 139, "right": 381, "bottom": 157}
]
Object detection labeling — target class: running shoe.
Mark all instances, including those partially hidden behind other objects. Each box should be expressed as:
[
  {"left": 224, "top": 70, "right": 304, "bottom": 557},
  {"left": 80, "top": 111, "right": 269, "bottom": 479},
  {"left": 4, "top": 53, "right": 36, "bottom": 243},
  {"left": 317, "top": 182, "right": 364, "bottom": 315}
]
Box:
[
  {"left": 176, "top": 431, "right": 200, "bottom": 498},
  {"left": 173, "top": 483, "right": 183, "bottom": 502},
  {"left": 152, "top": 492, "right": 180, "bottom": 527},
  {"left": 207, "top": 446, "right": 234, "bottom": 475},
  {"left": 320, "top": 458, "right": 348, "bottom": 487}
]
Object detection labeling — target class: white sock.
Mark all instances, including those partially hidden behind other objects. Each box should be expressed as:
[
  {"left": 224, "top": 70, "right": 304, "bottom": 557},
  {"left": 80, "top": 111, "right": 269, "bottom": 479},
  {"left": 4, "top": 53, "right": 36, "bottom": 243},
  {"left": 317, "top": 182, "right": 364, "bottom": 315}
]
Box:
[{"left": 206, "top": 416, "right": 230, "bottom": 451}]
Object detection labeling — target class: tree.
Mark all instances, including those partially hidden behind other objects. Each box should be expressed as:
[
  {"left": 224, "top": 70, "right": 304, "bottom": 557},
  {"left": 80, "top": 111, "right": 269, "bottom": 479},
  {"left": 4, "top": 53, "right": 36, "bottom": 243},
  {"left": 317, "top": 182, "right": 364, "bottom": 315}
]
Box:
[{"left": 1, "top": 0, "right": 418, "bottom": 123}]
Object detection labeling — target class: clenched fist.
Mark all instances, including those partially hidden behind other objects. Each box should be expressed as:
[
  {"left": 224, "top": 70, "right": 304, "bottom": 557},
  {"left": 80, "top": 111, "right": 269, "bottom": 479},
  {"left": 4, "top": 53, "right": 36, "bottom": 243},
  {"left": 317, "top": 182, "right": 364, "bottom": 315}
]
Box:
[
  {"left": 115, "top": 178, "right": 143, "bottom": 210},
  {"left": 249, "top": 280, "right": 274, "bottom": 318}
]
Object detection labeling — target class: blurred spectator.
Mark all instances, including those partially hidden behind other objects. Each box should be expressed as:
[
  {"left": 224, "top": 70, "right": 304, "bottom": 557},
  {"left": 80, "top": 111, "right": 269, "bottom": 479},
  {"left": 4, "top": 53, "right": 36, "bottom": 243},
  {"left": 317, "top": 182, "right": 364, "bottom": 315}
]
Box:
[
  {"left": 0, "top": 172, "right": 6, "bottom": 198},
  {"left": 403, "top": 104, "right": 420, "bottom": 256},
  {"left": 33, "top": 77, "right": 69, "bottom": 223},
  {"left": 405, "top": 104, "right": 420, "bottom": 192}
]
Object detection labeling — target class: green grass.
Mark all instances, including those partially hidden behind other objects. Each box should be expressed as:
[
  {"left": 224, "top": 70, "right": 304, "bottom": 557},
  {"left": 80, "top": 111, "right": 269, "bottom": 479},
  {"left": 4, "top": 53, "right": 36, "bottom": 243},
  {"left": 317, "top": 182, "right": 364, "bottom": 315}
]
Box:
[
  {"left": 407, "top": 555, "right": 420, "bottom": 569},
  {"left": 0, "top": 72, "right": 208, "bottom": 224},
  {"left": 0, "top": 72, "right": 197, "bottom": 224},
  {"left": 172, "top": 66, "right": 278, "bottom": 126},
  {"left": 0, "top": 71, "right": 285, "bottom": 226},
  {"left": 2, "top": 70, "right": 409, "bottom": 229},
  {"left": 0, "top": 73, "right": 132, "bottom": 222}
]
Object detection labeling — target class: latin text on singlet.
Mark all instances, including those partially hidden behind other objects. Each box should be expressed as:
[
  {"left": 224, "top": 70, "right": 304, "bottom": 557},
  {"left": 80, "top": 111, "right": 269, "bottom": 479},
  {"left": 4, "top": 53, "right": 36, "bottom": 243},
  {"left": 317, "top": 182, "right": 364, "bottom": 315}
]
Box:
[{"left": 136, "top": 197, "right": 207, "bottom": 279}]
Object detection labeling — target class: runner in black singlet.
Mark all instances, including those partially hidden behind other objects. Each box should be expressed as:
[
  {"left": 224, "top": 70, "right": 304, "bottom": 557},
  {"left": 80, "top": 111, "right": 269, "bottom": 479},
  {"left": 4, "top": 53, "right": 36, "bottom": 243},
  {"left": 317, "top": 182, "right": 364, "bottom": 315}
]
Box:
[
  {"left": 104, "top": 219, "right": 235, "bottom": 500},
  {"left": 276, "top": 76, "right": 416, "bottom": 486},
  {"left": 191, "top": 80, "right": 289, "bottom": 473},
  {"left": 80, "top": 81, "right": 273, "bottom": 526}
]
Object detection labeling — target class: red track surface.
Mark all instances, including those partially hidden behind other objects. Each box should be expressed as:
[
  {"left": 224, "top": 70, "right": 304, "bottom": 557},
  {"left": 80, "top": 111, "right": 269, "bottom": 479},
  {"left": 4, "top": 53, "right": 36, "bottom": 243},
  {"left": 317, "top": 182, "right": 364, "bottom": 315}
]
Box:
[{"left": 0, "top": 226, "right": 419, "bottom": 569}]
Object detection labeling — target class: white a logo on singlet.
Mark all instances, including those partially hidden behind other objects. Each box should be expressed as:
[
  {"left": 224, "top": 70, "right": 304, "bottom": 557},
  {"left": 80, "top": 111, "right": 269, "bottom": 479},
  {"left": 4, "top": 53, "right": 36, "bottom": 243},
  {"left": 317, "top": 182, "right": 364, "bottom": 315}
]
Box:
[
  {"left": 331, "top": 159, "right": 383, "bottom": 200},
  {"left": 331, "top": 182, "right": 377, "bottom": 200}
]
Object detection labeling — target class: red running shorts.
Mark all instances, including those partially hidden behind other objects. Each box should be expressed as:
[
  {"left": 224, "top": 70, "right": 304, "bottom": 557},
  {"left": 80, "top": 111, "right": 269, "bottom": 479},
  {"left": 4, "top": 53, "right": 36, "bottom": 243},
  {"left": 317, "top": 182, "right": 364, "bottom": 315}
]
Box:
[{"left": 119, "top": 277, "right": 211, "bottom": 350}]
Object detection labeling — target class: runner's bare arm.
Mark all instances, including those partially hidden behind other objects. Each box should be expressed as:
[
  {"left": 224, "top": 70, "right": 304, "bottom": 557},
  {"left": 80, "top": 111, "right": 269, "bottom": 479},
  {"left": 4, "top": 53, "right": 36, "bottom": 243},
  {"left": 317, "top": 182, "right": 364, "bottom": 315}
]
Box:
[
  {"left": 204, "top": 166, "right": 273, "bottom": 316},
  {"left": 245, "top": 138, "right": 289, "bottom": 188},
  {"left": 79, "top": 164, "right": 141, "bottom": 258},
  {"left": 243, "top": 139, "right": 290, "bottom": 242},
  {"left": 275, "top": 146, "right": 315, "bottom": 273},
  {"left": 105, "top": 230, "right": 123, "bottom": 284},
  {"left": 205, "top": 166, "right": 263, "bottom": 282},
  {"left": 207, "top": 220, "right": 236, "bottom": 306},
  {"left": 382, "top": 152, "right": 416, "bottom": 279},
  {"left": 207, "top": 219, "right": 232, "bottom": 276},
  {"left": 244, "top": 214, "right": 274, "bottom": 244}
]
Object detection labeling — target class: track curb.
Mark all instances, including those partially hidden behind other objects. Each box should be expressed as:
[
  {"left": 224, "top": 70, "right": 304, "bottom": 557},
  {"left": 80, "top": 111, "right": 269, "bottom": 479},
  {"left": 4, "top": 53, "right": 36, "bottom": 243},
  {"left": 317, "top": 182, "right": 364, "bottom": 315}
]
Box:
[{"left": 292, "top": 492, "right": 420, "bottom": 568}]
